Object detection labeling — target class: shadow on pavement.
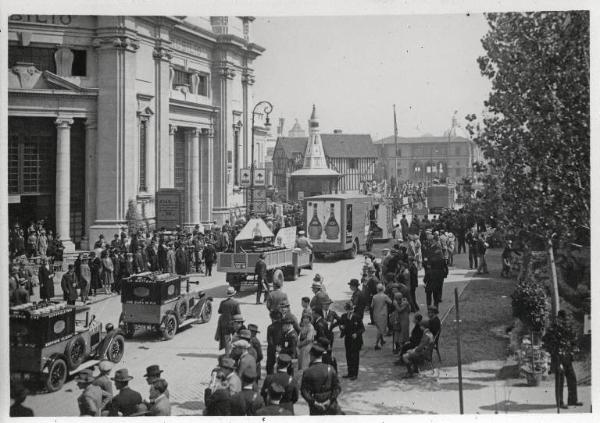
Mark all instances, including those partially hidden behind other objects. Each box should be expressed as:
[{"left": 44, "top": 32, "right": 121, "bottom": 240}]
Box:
[
  {"left": 171, "top": 400, "right": 205, "bottom": 411},
  {"left": 479, "top": 400, "right": 557, "bottom": 412},
  {"left": 176, "top": 352, "right": 222, "bottom": 360}
]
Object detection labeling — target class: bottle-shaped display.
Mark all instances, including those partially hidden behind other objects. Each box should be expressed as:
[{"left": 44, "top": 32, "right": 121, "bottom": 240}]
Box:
[
  {"left": 252, "top": 222, "right": 262, "bottom": 239},
  {"left": 325, "top": 203, "right": 340, "bottom": 240},
  {"left": 308, "top": 203, "right": 323, "bottom": 240}
]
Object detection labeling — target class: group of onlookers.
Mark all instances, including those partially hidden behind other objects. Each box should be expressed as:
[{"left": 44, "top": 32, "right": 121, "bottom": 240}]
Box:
[{"left": 9, "top": 220, "right": 65, "bottom": 261}]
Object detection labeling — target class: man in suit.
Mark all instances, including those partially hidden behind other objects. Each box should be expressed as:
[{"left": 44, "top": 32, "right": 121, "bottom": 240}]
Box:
[
  {"left": 202, "top": 242, "right": 217, "bottom": 276},
  {"left": 175, "top": 243, "right": 188, "bottom": 276},
  {"left": 61, "top": 264, "right": 78, "bottom": 305},
  {"left": 77, "top": 369, "right": 111, "bottom": 416},
  {"left": 221, "top": 357, "right": 242, "bottom": 396},
  {"left": 133, "top": 246, "right": 146, "bottom": 274},
  {"left": 230, "top": 367, "right": 264, "bottom": 416},
  {"left": 105, "top": 369, "right": 143, "bottom": 416},
  {"left": 321, "top": 296, "right": 340, "bottom": 348},
  {"left": 267, "top": 278, "right": 288, "bottom": 312},
  {"left": 254, "top": 253, "right": 269, "bottom": 304},
  {"left": 145, "top": 239, "right": 159, "bottom": 271},
  {"left": 310, "top": 276, "right": 329, "bottom": 313},
  {"left": 247, "top": 324, "right": 264, "bottom": 380},
  {"left": 339, "top": 301, "right": 365, "bottom": 380},
  {"left": 266, "top": 310, "right": 283, "bottom": 375},
  {"left": 256, "top": 383, "right": 293, "bottom": 416},
  {"left": 260, "top": 354, "right": 299, "bottom": 414},
  {"left": 215, "top": 287, "right": 241, "bottom": 354},
  {"left": 279, "top": 300, "right": 300, "bottom": 334},
  {"left": 300, "top": 345, "right": 342, "bottom": 415},
  {"left": 232, "top": 340, "right": 257, "bottom": 382},
  {"left": 348, "top": 279, "right": 366, "bottom": 317}
]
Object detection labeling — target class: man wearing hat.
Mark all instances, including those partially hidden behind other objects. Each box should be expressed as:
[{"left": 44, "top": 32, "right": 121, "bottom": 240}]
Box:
[
  {"left": 267, "top": 276, "right": 288, "bottom": 311},
  {"left": 348, "top": 278, "right": 367, "bottom": 317},
  {"left": 10, "top": 273, "right": 30, "bottom": 306},
  {"left": 230, "top": 367, "right": 264, "bottom": 416},
  {"left": 254, "top": 253, "right": 269, "bottom": 304},
  {"left": 310, "top": 275, "right": 329, "bottom": 313},
  {"left": 300, "top": 344, "right": 342, "bottom": 415},
  {"left": 295, "top": 230, "right": 313, "bottom": 255},
  {"left": 279, "top": 316, "right": 299, "bottom": 360},
  {"left": 246, "top": 324, "right": 263, "bottom": 380},
  {"left": 77, "top": 369, "right": 110, "bottom": 416},
  {"left": 204, "top": 367, "right": 232, "bottom": 416},
  {"left": 220, "top": 357, "right": 242, "bottom": 396},
  {"left": 145, "top": 378, "right": 171, "bottom": 416},
  {"left": 266, "top": 310, "right": 284, "bottom": 375},
  {"left": 93, "top": 361, "right": 114, "bottom": 406},
  {"left": 339, "top": 301, "right": 365, "bottom": 380},
  {"left": 61, "top": 263, "right": 79, "bottom": 305},
  {"left": 321, "top": 295, "right": 340, "bottom": 347},
  {"left": 317, "top": 337, "right": 338, "bottom": 373},
  {"left": 78, "top": 253, "right": 92, "bottom": 304},
  {"left": 279, "top": 299, "right": 301, "bottom": 334},
  {"left": 260, "top": 354, "right": 299, "bottom": 414},
  {"left": 144, "top": 365, "right": 170, "bottom": 399},
  {"left": 106, "top": 369, "right": 143, "bottom": 416},
  {"left": 215, "top": 287, "right": 241, "bottom": 354},
  {"left": 256, "top": 383, "right": 293, "bottom": 415},
  {"left": 232, "top": 339, "right": 257, "bottom": 381},
  {"left": 10, "top": 383, "right": 34, "bottom": 417}
]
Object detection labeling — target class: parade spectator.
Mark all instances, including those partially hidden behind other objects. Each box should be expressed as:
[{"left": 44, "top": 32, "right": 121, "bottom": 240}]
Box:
[
  {"left": 78, "top": 254, "right": 92, "bottom": 304},
  {"left": 401, "top": 319, "right": 434, "bottom": 378},
  {"left": 279, "top": 316, "right": 298, "bottom": 359},
  {"left": 348, "top": 279, "right": 366, "bottom": 317},
  {"left": 260, "top": 355, "right": 299, "bottom": 414},
  {"left": 202, "top": 241, "right": 217, "bottom": 277},
  {"left": 10, "top": 384, "right": 34, "bottom": 417},
  {"left": 11, "top": 277, "right": 30, "bottom": 306},
  {"left": 143, "top": 365, "right": 169, "bottom": 398},
  {"left": 253, "top": 253, "right": 268, "bottom": 304},
  {"left": 221, "top": 357, "right": 242, "bottom": 396},
  {"left": 93, "top": 361, "right": 114, "bottom": 407},
  {"left": 61, "top": 264, "right": 78, "bottom": 305},
  {"left": 204, "top": 368, "right": 232, "bottom": 416},
  {"left": 298, "top": 314, "right": 316, "bottom": 371},
  {"left": 94, "top": 234, "right": 107, "bottom": 250},
  {"left": 146, "top": 239, "right": 159, "bottom": 271},
  {"left": 280, "top": 300, "right": 301, "bottom": 334},
  {"left": 300, "top": 344, "right": 342, "bottom": 415},
  {"left": 175, "top": 243, "right": 188, "bottom": 276},
  {"left": 309, "top": 276, "right": 329, "bottom": 312},
  {"left": 476, "top": 233, "right": 489, "bottom": 274},
  {"left": 446, "top": 230, "right": 456, "bottom": 266},
  {"left": 90, "top": 251, "right": 102, "bottom": 296},
  {"left": 339, "top": 302, "right": 365, "bottom": 380},
  {"left": 18, "top": 262, "right": 34, "bottom": 297},
  {"left": 424, "top": 247, "right": 448, "bottom": 308},
  {"left": 38, "top": 257, "right": 55, "bottom": 301},
  {"left": 77, "top": 369, "right": 110, "bottom": 416},
  {"left": 400, "top": 214, "right": 409, "bottom": 241},
  {"left": 372, "top": 284, "right": 392, "bottom": 350},
  {"left": 501, "top": 240, "right": 519, "bottom": 278},
  {"left": 37, "top": 229, "right": 48, "bottom": 257},
  {"left": 145, "top": 379, "right": 171, "bottom": 416},
  {"left": 230, "top": 368, "right": 263, "bottom": 416},
  {"left": 267, "top": 277, "right": 288, "bottom": 311},
  {"left": 256, "top": 383, "right": 293, "bottom": 416},
  {"left": 232, "top": 339, "right": 257, "bottom": 382},
  {"left": 427, "top": 306, "right": 441, "bottom": 338},
  {"left": 301, "top": 296, "right": 312, "bottom": 319},
  {"left": 247, "top": 324, "right": 264, "bottom": 380},
  {"left": 26, "top": 229, "right": 37, "bottom": 258},
  {"left": 157, "top": 239, "right": 168, "bottom": 272},
  {"left": 266, "top": 310, "right": 284, "bottom": 375},
  {"left": 391, "top": 292, "right": 411, "bottom": 354},
  {"left": 466, "top": 228, "right": 478, "bottom": 269},
  {"left": 215, "top": 287, "right": 241, "bottom": 354},
  {"left": 106, "top": 369, "right": 143, "bottom": 416},
  {"left": 397, "top": 313, "right": 424, "bottom": 359},
  {"left": 166, "top": 243, "right": 176, "bottom": 274},
  {"left": 101, "top": 250, "right": 114, "bottom": 295},
  {"left": 321, "top": 296, "right": 339, "bottom": 346}
]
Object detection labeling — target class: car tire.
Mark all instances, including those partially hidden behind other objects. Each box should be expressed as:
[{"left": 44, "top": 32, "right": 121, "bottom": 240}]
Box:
[
  {"left": 162, "top": 314, "right": 178, "bottom": 340},
  {"left": 65, "top": 335, "right": 86, "bottom": 369},
  {"left": 177, "top": 300, "right": 188, "bottom": 322},
  {"left": 45, "top": 357, "right": 68, "bottom": 392},
  {"left": 200, "top": 301, "right": 212, "bottom": 323},
  {"left": 106, "top": 334, "right": 125, "bottom": 363}
]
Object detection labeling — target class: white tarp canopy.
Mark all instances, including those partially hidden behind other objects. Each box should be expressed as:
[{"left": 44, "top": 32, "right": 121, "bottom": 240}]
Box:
[{"left": 235, "top": 218, "right": 274, "bottom": 241}]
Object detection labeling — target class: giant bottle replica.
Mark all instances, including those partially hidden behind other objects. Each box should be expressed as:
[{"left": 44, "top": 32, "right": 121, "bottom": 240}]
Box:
[
  {"left": 308, "top": 202, "right": 323, "bottom": 240},
  {"left": 325, "top": 202, "right": 340, "bottom": 240}
]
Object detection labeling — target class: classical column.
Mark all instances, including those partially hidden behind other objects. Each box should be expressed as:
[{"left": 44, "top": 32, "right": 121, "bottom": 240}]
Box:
[
  {"left": 185, "top": 128, "right": 201, "bottom": 225},
  {"left": 169, "top": 124, "right": 177, "bottom": 188},
  {"left": 84, "top": 118, "right": 97, "bottom": 250},
  {"left": 55, "top": 117, "right": 75, "bottom": 252},
  {"left": 200, "top": 128, "right": 214, "bottom": 221}
]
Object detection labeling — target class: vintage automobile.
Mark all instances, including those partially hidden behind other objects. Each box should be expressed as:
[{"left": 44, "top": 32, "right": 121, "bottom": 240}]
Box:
[
  {"left": 119, "top": 272, "right": 213, "bottom": 340},
  {"left": 10, "top": 302, "right": 125, "bottom": 392}
]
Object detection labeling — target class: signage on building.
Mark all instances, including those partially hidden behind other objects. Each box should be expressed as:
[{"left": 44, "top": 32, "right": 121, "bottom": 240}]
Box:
[
  {"left": 240, "top": 169, "right": 251, "bottom": 187},
  {"left": 253, "top": 168, "right": 266, "bottom": 186},
  {"left": 297, "top": 191, "right": 304, "bottom": 201},
  {"left": 252, "top": 201, "right": 267, "bottom": 214},
  {"left": 155, "top": 189, "right": 184, "bottom": 230},
  {"left": 10, "top": 15, "right": 73, "bottom": 25}
]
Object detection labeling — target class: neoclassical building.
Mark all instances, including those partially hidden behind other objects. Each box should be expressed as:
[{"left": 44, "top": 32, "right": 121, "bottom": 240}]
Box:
[{"left": 8, "top": 15, "right": 265, "bottom": 250}]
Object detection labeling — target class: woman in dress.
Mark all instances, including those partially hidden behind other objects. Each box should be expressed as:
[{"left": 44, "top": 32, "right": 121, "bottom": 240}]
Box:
[
  {"left": 393, "top": 292, "right": 411, "bottom": 350},
  {"left": 100, "top": 250, "right": 114, "bottom": 295},
  {"left": 297, "top": 313, "right": 315, "bottom": 371},
  {"left": 371, "top": 283, "right": 392, "bottom": 350}
]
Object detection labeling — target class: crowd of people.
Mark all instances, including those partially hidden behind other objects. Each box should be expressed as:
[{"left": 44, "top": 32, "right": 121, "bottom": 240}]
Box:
[{"left": 9, "top": 220, "right": 65, "bottom": 261}]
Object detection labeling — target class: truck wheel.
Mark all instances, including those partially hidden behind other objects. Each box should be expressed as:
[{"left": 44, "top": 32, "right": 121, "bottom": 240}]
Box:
[
  {"left": 106, "top": 334, "right": 125, "bottom": 363},
  {"left": 65, "top": 335, "right": 86, "bottom": 369},
  {"left": 45, "top": 358, "right": 67, "bottom": 392},
  {"left": 200, "top": 301, "right": 213, "bottom": 323},
  {"left": 162, "top": 314, "right": 178, "bottom": 340},
  {"left": 123, "top": 324, "right": 136, "bottom": 339}
]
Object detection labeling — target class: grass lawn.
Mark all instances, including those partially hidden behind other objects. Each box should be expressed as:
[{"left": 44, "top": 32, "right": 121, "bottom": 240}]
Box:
[{"left": 438, "top": 254, "right": 517, "bottom": 367}]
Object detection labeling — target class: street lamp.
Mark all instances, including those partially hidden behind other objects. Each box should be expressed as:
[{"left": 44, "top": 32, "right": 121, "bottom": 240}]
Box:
[{"left": 249, "top": 100, "right": 273, "bottom": 217}]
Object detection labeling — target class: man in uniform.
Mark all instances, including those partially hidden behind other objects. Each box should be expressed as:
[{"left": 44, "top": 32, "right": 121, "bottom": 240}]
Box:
[
  {"left": 266, "top": 310, "right": 283, "bottom": 375},
  {"left": 295, "top": 230, "right": 313, "bottom": 261},
  {"left": 260, "top": 354, "right": 299, "bottom": 414},
  {"left": 279, "top": 300, "right": 301, "bottom": 334},
  {"left": 256, "top": 383, "right": 293, "bottom": 416},
  {"left": 279, "top": 316, "right": 298, "bottom": 360},
  {"left": 230, "top": 367, "right": 264, "bottom": 416},
  {"left": 300, "top": 345, "right": 342, "bottom": 415},
  {"left": 339, "top": 302, "right": 365, "bottom": 380},
  {"left": 254, "top": 253, "right": 269, "bottom": 304}
]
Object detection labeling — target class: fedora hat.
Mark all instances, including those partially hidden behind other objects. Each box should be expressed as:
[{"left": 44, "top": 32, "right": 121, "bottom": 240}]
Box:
[
  {"left": 144, "top": 365, "right": 164, "bottom": 378},
  {"left": 111, "top": 368, "right": 134, "bottom": 382},
  {"left": 238, "top": 329, "right": 252, "bottom": 340},
  {"left": 348, "top": 278, "right": 360, "bottom": 287},
  {"left": 248, "top": 323, "right": 260, "bottom": 333},
  {"left": 232, "top": 314, "right": 244, "bottom": 322},
  {"left": 226, "top": 286, "right": 236, "bottom": 297}
]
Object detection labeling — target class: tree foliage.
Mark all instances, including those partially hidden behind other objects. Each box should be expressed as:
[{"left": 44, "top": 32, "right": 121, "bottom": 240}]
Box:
[
  {"left": 465, "top": 11, "right": 590, "bottom": 245},
  {"left": 511, "top": 279, "right": 548, "bottom": 332}
]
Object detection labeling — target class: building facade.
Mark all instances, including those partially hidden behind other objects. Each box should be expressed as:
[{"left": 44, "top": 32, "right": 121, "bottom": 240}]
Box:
[
  {"left": 272, "top": 131, "right": 378, "bottom": 199},
  {"left": 8, "top": 15, "right": 265, "bottom": 250},
  {"left": 375, "top": 135, "right": 483, "bottom": 184}
]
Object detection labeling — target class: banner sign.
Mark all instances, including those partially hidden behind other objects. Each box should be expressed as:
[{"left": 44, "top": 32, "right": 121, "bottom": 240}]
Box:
[
  {"left": 155, "top": 189, "right": 184, "bottom": 230},
  {"left": 274, "top": 226, "right": 297, "bottom": 249}
]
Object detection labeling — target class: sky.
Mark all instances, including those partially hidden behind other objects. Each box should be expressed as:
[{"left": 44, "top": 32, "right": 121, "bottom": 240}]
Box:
[{"left": 251, "top": 14, "right": 492, "bottom": 141}]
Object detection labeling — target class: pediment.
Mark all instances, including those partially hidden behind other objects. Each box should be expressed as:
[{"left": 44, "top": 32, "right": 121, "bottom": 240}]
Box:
[{"left": 8, "top": 63, "right": 94, "bottom": 94}]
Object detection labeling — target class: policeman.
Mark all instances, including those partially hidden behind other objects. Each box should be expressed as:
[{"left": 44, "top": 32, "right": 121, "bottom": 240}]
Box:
[
  {"left": 300, "top": 345, "right": 342, "bottom": 415},
  {"left": 255, "top": 383, "right": 293, "bottom": 416},
  {"left": 260, "top": 354, "right": 299, "bottom": 414},
  {"left": 230, "top": 367, "right": 264, "bottom": 416}
]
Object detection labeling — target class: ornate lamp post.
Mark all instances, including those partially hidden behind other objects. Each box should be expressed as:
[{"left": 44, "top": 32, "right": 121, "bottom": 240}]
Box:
[{"left": 248, "top": 100, "right": 273, "bottom": 217}]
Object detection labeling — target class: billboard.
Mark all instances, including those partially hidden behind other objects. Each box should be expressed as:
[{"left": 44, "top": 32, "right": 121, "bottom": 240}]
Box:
[
  {"left": 155, "top": 189, "right": 184, "bottom": 230},
  {"left": 306, "top": 199, "right": 341, "bottom": 243}
]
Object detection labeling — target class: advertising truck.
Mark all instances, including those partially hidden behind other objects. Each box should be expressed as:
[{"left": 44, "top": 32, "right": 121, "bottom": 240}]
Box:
[{"left": 304, "top": 194, "right": 376, "bottom": 259}]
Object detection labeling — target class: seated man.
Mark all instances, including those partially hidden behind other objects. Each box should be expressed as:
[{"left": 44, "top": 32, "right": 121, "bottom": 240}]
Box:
[
  {"left": 400, "top": 319, "right": 434, "bottom": 377},
  {"left": 398, "top": 313, "right": 424, "bottom": 357}
]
